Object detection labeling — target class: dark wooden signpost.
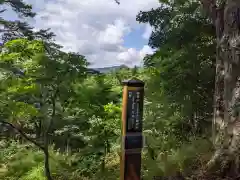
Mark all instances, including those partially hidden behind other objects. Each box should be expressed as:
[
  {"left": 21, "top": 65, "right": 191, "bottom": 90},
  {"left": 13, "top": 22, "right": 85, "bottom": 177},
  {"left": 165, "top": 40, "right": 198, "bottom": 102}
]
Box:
[{"left": 120, "top": 78, "right": 144, "bottom": 180}]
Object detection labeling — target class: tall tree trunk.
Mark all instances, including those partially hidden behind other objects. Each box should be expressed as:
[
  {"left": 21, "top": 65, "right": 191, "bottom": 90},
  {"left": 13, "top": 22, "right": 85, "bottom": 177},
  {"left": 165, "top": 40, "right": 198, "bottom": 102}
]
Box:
[
  {"left": 202, "top": 0, "right": 240, "bottom": 175},
  {"left": 42, "top": 90, "right": 57, "bottom": 180},
  {"left": 35, "top": 120, "right": 42, "bottom": 139},
  {"left": 43, "top": 119, "right": 53, "bottom": 180},
  {"left": 43, "top": 122, "right": 54, "bottom": 180},
  {"left": 44, "top": 145, "right": 53, "bottom": 180}
]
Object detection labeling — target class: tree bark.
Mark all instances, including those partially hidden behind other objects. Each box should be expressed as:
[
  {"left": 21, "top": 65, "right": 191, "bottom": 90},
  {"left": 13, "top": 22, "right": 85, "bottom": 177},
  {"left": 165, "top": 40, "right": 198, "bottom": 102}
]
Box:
[
  {"left": 201, "top": 0, "right": 240, "bottom": 175},
  {"left": 44, "top": 142, "right": 53, "bottom": 180},
  {"left": 42, "top": 91, "right": 57, "bottom": 180},
  {"left": 43, "top": 118, "right": 52, "bottom": 180},
  {"left": 34, "top": 120, "right": 42, "bottom": 139}
]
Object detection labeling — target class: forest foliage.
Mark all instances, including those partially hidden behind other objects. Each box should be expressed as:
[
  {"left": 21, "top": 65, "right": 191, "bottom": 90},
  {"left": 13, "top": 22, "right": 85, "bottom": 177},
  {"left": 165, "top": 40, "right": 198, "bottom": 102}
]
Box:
[{"left": 0, "top": 0, "right": 219, "bottom": 179}]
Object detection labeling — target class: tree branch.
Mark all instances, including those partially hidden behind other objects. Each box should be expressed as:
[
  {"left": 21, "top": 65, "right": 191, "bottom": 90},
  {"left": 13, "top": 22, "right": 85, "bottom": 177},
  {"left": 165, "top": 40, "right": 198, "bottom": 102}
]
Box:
[
  {"left": 114, "top": 0, "right": 120, "bottom": 5},
  {"left": 0, "top": 120, "right": 45, "bottom": 151}
]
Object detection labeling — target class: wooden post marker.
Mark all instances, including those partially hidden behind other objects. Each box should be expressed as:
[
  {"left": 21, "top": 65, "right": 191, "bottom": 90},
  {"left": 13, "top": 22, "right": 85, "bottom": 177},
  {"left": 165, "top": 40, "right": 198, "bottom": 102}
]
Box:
[{"left": 120, "top": 78, "right": 145, "bottom": 180}]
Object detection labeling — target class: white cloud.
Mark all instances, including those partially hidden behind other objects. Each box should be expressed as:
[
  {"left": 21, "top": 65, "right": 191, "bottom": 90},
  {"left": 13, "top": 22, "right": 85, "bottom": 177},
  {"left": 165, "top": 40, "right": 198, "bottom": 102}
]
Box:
[
  {"left": 117, "top": 45, "right": 154, "bottom": 67},
  {"left": 142, "top": 24, "right": 152, "bottom": 40},
  {"left": 24, "top": 0, "right": 159, "bottom": 67},
  {"left": 98, "top": 19, "right": 130, "bottom": 46},
  {"left": 140, "top": 45, "right": 154, "bottom": 59},
  {"left": 117, "top": 48, "right": 138, "bottom": 64}
]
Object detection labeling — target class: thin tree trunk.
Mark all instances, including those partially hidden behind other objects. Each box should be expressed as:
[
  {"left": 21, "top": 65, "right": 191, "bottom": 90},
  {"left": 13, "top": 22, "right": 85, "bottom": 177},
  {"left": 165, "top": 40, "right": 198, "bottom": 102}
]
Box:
[
  {"left": 44, "top": 145, "right": 53, "bottom": 180},
  {"left": 43, "top": 118, "right": 52, "bottom": 180},
  {"left": 42, "top": 89, "right": 58, "bottom": 180},
  {"left": 35, "top": 120, "right": 42, "bottom": 139}
]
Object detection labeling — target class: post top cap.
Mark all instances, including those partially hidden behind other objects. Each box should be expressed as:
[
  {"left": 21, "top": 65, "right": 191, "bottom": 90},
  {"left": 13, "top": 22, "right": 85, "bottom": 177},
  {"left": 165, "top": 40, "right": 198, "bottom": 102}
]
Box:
[{"left": 122, "top": 78, "right": 145, "bottom": 87}]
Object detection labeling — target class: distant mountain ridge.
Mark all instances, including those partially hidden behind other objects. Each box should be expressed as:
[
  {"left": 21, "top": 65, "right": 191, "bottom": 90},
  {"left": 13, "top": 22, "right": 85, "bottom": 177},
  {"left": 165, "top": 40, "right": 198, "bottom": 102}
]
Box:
[{"left": 91, "top": 64, "right": 129, "bottom": 73}]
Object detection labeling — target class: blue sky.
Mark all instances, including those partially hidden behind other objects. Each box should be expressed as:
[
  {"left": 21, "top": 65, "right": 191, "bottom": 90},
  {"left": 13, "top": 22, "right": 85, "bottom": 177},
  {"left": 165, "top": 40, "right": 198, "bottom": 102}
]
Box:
[
  {"left": 2, "top": 0, "right": 158, "bottom": 68},
  {"left": 123, "top": 27, "right": 149, "bottom": 50}
]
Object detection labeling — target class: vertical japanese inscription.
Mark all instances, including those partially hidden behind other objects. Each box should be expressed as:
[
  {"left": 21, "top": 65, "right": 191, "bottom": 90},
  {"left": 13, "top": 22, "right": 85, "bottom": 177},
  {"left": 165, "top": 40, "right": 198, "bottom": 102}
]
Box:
[
  {"left": 126, "top": 88, "right": 143, "bottom": 132},
  {"left": 121, "top": 79, "right": 144, "bottom": 180}
]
